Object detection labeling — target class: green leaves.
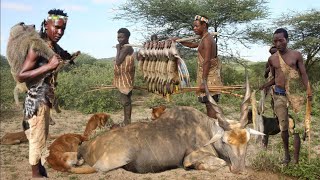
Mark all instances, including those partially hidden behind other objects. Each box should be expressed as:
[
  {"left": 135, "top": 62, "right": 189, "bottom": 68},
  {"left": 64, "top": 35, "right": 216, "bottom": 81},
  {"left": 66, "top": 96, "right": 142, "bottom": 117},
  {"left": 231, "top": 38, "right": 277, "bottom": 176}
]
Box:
[
  {"left": 246, "top": 9, "right": 320, "bottom": 71},
  {"left": 56, "top": 59, "right": 122, "bottom": 114},
  {"left": 116, "top": 0, "right": 268, "bottom": 38}
]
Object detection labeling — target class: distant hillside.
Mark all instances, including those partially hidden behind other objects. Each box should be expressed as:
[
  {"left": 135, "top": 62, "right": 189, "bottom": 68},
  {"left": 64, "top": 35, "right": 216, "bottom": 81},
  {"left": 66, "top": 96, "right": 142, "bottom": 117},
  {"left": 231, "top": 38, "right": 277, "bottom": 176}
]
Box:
[
  {"left": 98, "top": 57, "right": 114, "bottom": 61},
  {"left": 0, "top": 55, "right": 9, "bottom": 67}
]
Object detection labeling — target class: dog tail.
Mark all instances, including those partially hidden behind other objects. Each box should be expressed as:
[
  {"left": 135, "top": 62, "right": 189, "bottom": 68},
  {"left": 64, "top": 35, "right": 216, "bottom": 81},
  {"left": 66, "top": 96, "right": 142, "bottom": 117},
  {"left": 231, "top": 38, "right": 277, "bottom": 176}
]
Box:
[{"left": 69, "top": 165, "right": 96, "bottom": 174}]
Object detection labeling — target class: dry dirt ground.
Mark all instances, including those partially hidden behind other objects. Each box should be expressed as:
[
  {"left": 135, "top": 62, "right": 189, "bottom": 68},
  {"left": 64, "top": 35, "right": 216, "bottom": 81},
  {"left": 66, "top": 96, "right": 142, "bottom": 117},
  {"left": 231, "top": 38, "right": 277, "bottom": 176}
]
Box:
[{"left": 0, "top": 102, "right": 297, "bottom": 180}]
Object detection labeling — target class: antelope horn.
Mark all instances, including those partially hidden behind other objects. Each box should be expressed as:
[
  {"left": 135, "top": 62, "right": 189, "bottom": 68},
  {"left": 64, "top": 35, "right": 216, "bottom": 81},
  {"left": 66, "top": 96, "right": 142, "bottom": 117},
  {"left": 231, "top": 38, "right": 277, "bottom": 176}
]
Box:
[
  {"left": 204, "top": 80, "right": 231, "bottom": 131},
  {"left": 247, "top": 128, "right": 265, "bottom": 136},
  {"left": 239, "top": 67, "right": 251, "bottom": 128}
]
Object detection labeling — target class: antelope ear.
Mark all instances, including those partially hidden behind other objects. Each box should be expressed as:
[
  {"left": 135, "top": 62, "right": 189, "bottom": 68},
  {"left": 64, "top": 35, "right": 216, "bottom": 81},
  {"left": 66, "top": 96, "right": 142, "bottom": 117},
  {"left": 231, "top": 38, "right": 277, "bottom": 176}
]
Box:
[
  {"left": 204, "top": 126, "right": 224, "bottom": 146},
  {"left": 247, "top": 128, "right": 265, "bottom": 136}
]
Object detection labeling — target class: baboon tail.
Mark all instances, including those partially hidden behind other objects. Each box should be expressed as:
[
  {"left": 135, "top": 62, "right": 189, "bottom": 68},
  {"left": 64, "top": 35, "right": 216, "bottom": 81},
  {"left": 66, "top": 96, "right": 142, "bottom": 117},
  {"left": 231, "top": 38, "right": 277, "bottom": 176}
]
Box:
[{"left": 69, "top": 166, "right": 96, "bottom": 174}]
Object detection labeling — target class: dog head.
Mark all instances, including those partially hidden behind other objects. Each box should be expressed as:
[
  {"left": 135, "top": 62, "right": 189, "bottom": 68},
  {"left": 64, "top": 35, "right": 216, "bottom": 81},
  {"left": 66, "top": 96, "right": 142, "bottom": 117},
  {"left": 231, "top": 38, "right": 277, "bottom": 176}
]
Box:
[
  {"left": 151, "top": 105, "right": 166, "bottom": 120},
  {"left": 98, "top": 113, "right": 111, "bottom": 127},
  {"left": 84, "top": 113, "right": 112, "bottom": 138}
]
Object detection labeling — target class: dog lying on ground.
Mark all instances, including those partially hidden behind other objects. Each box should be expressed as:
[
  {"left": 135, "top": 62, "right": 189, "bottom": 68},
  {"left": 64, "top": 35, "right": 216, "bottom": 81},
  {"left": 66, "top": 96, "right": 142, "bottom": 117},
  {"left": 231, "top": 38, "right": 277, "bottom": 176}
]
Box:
[
  {"left": 0, "top": 131, "right": 59, "bottom": 145},
  {"left": 1, "top": 117, "right": 57, "bottom": 145},
  {"left": 46, "top": 133, "right": 96, "bottom": 173},
  {"left": 247, "top": 109, "right": 295, "bottom": 148},
  {"left": 83, "top": 113, "right": 112, "bottom": 138},
  {"left": 0, "top": 131, "right": 28, "bottom": 145},
  {"left": 46, "top": 113, "right": 114, "bottom": 173},
  {"left": 151, "top": 105, "right": 167, "bottom": 120}
]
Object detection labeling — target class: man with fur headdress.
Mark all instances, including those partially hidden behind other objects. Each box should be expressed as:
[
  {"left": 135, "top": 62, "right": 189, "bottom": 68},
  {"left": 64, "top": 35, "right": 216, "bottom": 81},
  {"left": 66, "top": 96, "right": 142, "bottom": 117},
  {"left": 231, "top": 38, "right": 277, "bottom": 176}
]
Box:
[
  {"left": 173, "top": 15, "right": 223, "bottom": 119},
  {"left": 15, "top": 9, "right": 79, "bottom": 178}
]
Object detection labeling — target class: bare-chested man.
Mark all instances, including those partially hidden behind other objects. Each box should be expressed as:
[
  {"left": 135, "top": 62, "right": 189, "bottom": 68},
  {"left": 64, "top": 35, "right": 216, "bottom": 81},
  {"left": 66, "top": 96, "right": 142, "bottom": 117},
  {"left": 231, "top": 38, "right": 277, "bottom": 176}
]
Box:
[
  {"left": 260, "top": 28, "right": 312, "bottom": 165},
  {"left": 173, "top": 15, "right": 222, "bottom": 119}
]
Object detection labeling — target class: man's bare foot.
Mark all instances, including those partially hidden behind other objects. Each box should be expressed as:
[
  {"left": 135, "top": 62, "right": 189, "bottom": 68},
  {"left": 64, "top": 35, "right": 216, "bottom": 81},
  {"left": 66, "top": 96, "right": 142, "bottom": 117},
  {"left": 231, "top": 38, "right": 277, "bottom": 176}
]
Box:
[
  {"left": 31, "top": 163, "right": 48, "bottom": 178},
  {"left": 281, "top": 156, "right": 291, "bottom": 165}
]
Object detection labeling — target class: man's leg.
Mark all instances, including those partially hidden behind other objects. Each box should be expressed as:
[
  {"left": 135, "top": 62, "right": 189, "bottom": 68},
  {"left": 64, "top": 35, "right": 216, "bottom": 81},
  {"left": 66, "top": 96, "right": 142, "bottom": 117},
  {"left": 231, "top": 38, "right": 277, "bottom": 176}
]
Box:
[
  {"left": 120, "top": 91, "right": 132, "bottom": 125},
  {"left": 274, "top": 95, "right": 290, "bottom": 164},
  {"left": 293, "top": 133, "right": 301, "bottom": 164},
  {"left": 281, "top": 130, "right": 290, "bottom": 164},
  {"left": 24, "top": 104, "right": 50, "bottom": 177}
]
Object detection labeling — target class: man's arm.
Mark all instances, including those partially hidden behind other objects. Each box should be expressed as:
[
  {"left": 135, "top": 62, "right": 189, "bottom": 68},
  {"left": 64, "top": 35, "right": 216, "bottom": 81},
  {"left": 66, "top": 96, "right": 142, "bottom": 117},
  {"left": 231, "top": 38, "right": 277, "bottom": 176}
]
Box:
[
  {"left": 260, "top": 57, "right": 275, "bottom": 90},
  {"left": 179, "top": 41, "right": 199, "bottom": 48},
  {"left": 17, "top": 48, "right": 60, "bottom": 83},
  {"left": 202, "top": 37, "right": 213, "bottom": 81},
  {"left": 198, "top": 37, "right": 213, "bottom": 92},
  {"left": 297, "top": 51, "right": 312, "bottom": 97},
  {"left": 171, "top": 37, "right": 199, "bottom": 48},
  {"left": 264, "top": 61, "right": 270, "bottom": 78},
  {"left": 259, "top": 78, "right": 275, "bottom": 90},
  {"left": 115, "top": 45, "right": 134, "bottom": 66}
]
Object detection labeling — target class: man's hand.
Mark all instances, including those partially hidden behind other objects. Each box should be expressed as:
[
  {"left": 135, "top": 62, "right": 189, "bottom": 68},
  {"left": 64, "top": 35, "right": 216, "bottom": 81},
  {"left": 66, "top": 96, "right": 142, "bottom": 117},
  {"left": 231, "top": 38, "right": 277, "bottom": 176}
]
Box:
[
  {"left": 199, "top": 83, "right": 205, "bottom": 93},
  {"left": 170, "top": 37, "right": 179, "bottom": 42},
  {"left": 48, "top": 54, "right": 62, "bottom": 70},
  {"left": 259, "top": 85, "right": 265, "bottom": 91}
]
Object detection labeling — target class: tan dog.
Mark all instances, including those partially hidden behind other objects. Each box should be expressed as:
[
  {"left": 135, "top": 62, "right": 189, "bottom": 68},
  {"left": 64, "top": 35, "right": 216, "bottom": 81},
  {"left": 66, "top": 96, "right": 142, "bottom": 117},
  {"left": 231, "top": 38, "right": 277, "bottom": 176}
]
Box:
[
  {"left": 45, "top": 113, "right": 113, "bottom": 173},
  {"left": 0, "top": 130, "right": 59, "bottom": 145},
  {"left": 46, "top": 134, "right": 96, "bottom": 173},
  {"left": 0, "top": 116, "right": 57, "bottom": 145},
  {"left": 0, "top": 131, "right": 28, "bottom": 145},
  {"left": 151, "top": 105, "right": 167, "bottom": 120},
  {"left": 0, "top": 131, "right": 59, "bottom": 145},
  {"left": 83, "top": 113, "right": 112, "bottom": 138}
]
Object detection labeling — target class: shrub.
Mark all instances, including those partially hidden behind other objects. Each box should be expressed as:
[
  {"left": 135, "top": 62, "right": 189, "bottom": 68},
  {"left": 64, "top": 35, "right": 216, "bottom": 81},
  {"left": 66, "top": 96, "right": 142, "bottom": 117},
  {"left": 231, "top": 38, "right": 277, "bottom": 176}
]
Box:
[
  {"left": 56, "top": 60, "right": 122, "bottom": 113},
  {"left": 0, "top": 58, "right": 15, "bottom": 110},
  {"left": 250, "top": 140, "right": 320, "bottom": 180}
]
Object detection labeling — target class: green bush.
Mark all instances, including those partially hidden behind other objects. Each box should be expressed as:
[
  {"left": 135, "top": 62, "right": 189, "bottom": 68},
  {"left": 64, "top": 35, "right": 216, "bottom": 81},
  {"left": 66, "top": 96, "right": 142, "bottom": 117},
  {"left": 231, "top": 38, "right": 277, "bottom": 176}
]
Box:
[
  {"left": 0, "top": 58, "right": 16, "bottom": 110},
  {"left": 251, "top": 141, "right": 320, "bottom": 180},
  {"left": 56, "top": 60, "right": 122, "bottom": 113},
  {"left": 222, "top": 64, "right": 245, "bottom": 85},
  {"left": 1, "top": 53, "right": 319, "bottom": 117}
]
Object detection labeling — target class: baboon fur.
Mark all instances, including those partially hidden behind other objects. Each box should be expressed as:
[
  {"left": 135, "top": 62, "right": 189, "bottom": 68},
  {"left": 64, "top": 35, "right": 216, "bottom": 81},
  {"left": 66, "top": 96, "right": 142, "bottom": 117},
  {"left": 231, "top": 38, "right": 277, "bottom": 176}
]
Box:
[
  {"left": 6, "top": 22, "right": 56, "bottom": 107},
  {"left": 6, "top": 22, "right": 56, "bottom": 83}
]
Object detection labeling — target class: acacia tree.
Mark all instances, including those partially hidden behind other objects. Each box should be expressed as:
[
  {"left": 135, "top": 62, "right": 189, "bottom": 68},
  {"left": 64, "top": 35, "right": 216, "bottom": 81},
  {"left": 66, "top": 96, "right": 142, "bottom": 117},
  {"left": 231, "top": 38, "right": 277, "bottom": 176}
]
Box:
[
  {"left": 115, "top": 0, "right": 268, "bottom": 55},
  {"left": 247, "top": 9, "right": 320, "bottom": 71}
]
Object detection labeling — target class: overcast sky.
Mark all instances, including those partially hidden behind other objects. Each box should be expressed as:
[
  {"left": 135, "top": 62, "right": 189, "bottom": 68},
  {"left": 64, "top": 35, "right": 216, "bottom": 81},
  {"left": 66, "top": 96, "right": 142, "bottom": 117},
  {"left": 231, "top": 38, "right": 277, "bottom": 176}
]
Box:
[{"left": 1, "top": 0, "right": 319, "bottom": 61}]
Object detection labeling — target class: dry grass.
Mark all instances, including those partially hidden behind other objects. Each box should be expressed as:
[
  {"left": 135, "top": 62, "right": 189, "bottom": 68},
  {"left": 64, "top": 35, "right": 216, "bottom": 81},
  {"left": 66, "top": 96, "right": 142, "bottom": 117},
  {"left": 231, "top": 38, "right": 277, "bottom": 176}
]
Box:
[{"left": 0, "top": 104, "right": 297, "bottom": 180}]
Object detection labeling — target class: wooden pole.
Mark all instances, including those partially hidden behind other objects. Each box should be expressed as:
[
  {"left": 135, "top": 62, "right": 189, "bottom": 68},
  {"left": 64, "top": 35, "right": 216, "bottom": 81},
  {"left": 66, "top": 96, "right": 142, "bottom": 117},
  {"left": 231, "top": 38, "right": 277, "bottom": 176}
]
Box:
[
  {"left": 86, "top": 85, "right": 244, "bottom": 98},
  {"left": 176, "top": 32, "right": 218, "bottom": 42},
  {"left": 112, "top": 32, "right": 219, "bottom": 48}
]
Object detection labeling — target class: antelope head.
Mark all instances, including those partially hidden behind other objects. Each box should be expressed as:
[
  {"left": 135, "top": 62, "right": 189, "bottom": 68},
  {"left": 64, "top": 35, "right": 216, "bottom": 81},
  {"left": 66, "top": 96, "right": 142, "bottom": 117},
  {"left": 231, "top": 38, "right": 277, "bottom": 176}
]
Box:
[{"left": 204, "top": 69, "right": 264, "bottom": 173}]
